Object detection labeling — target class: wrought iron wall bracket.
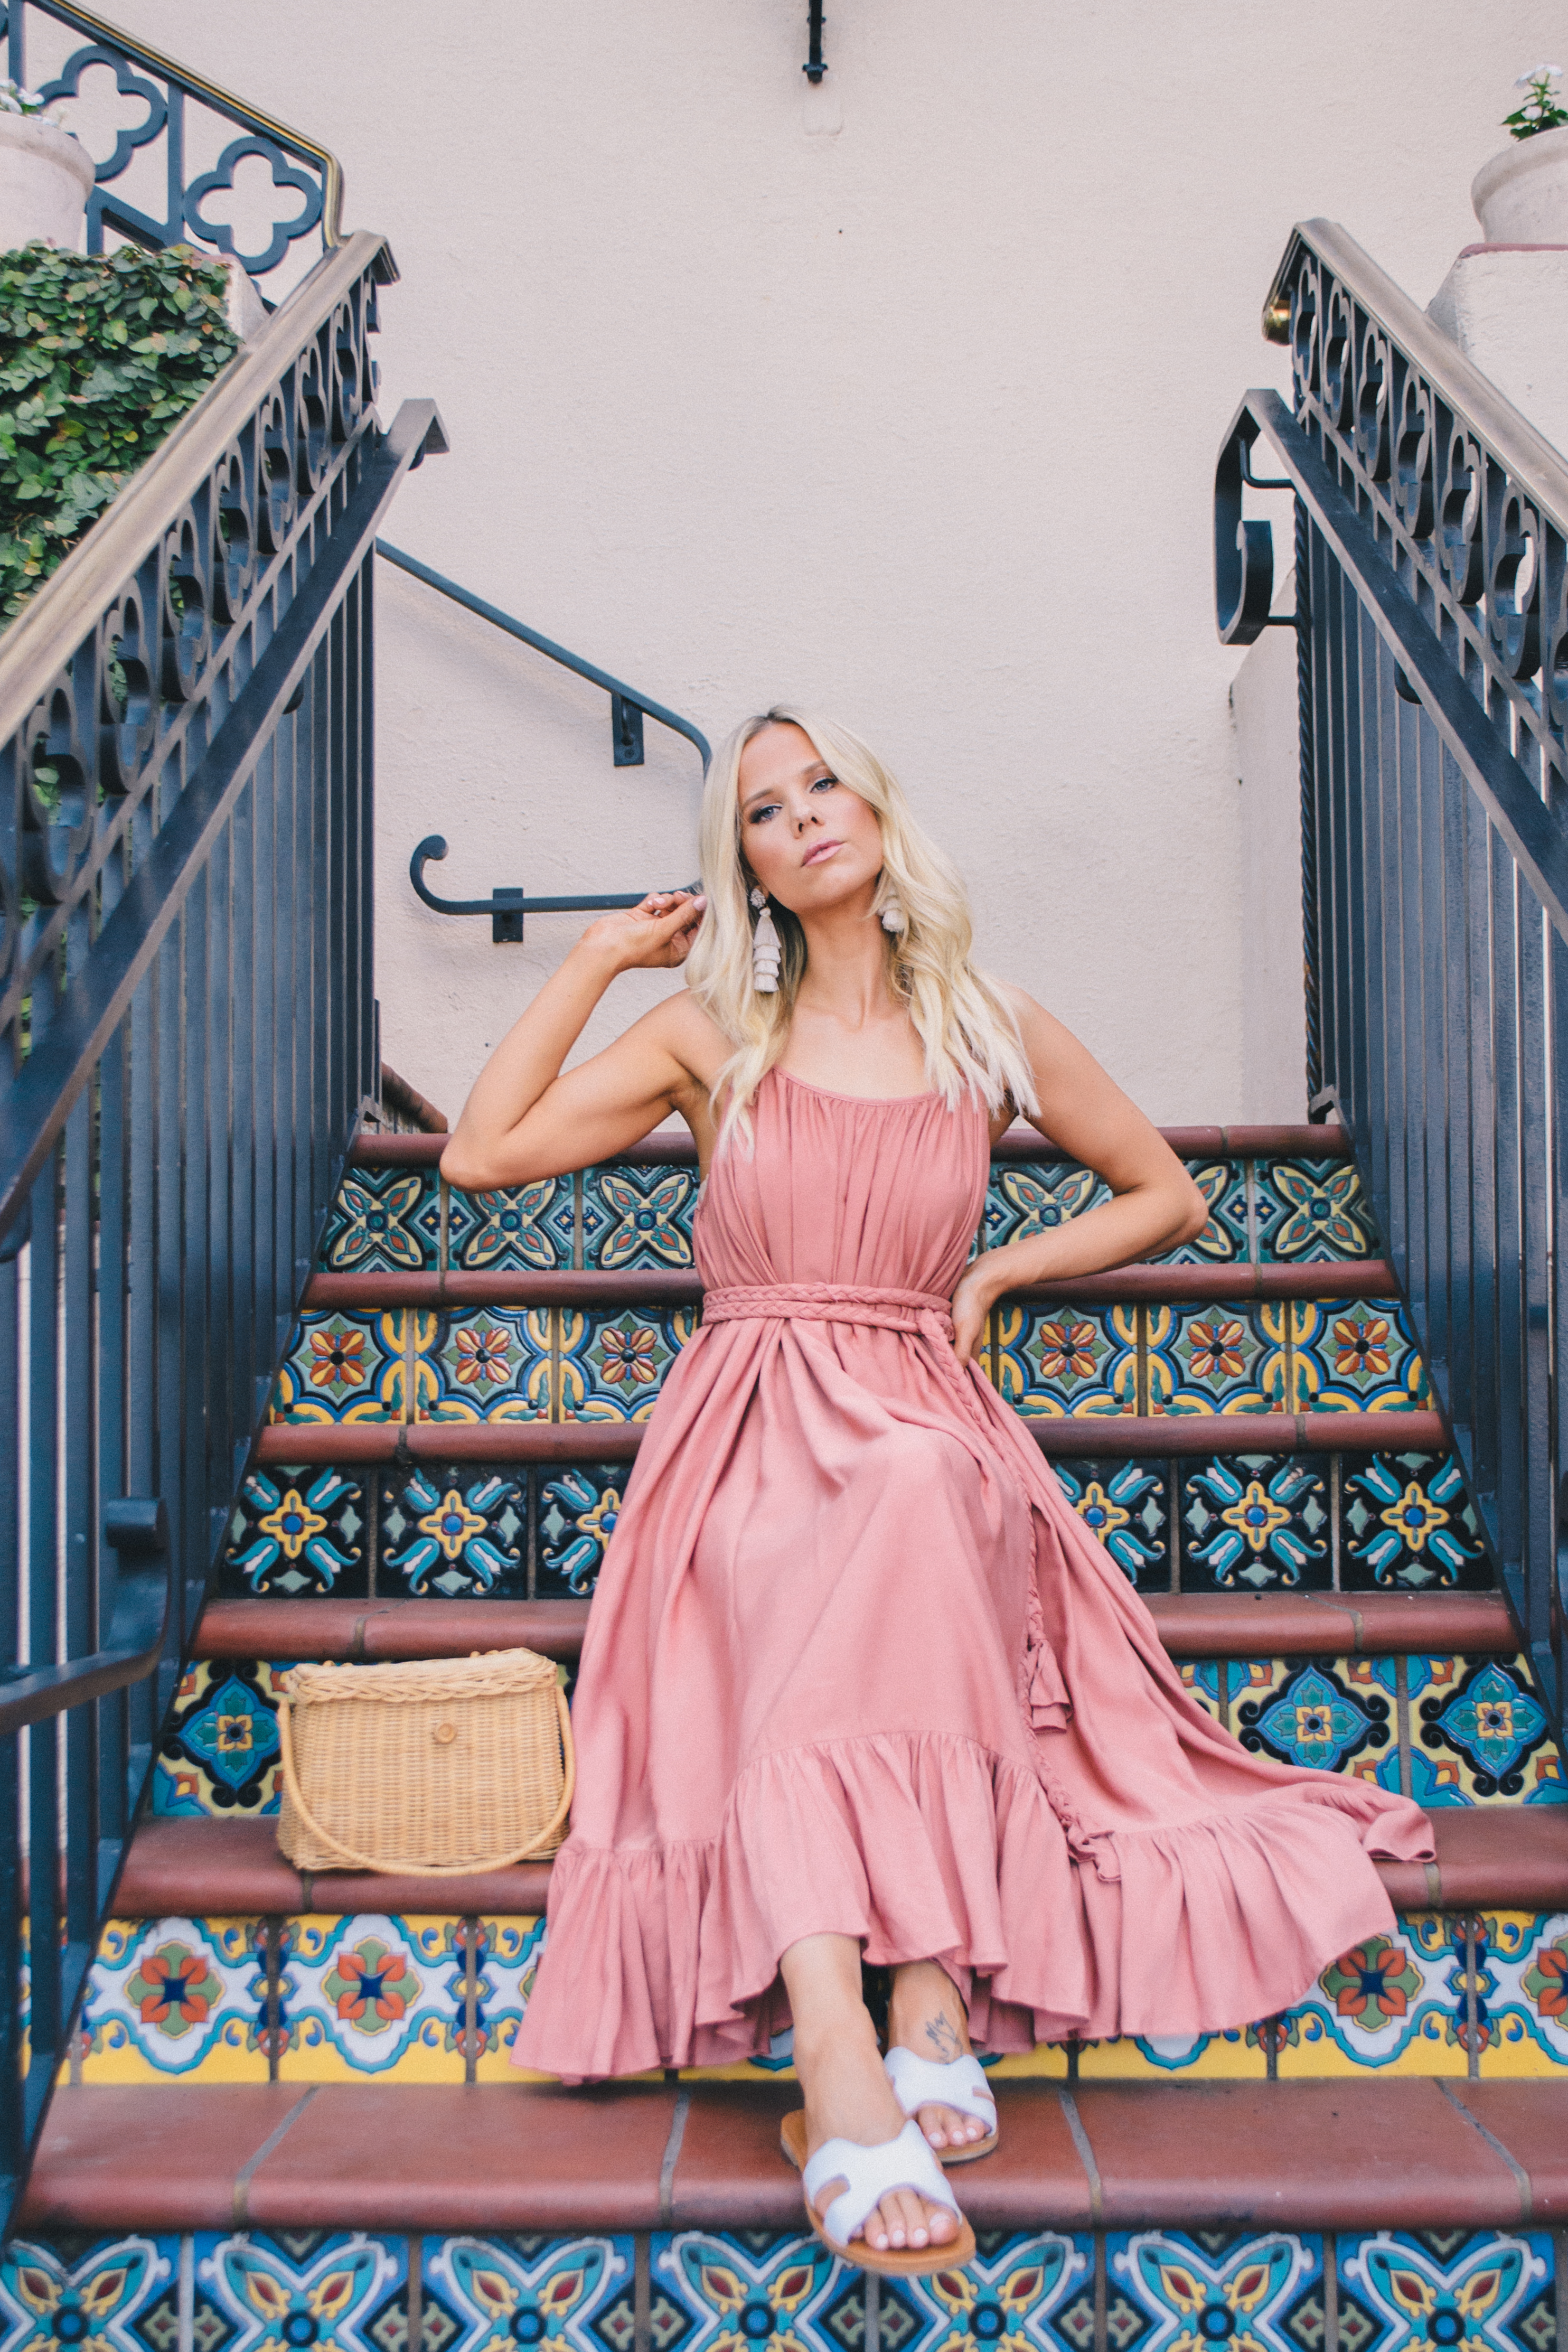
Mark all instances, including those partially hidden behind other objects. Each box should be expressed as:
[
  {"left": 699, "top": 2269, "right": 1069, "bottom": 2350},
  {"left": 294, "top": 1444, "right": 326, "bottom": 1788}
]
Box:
[
  {"left": 804, "top": 0, "right": 827, "bottom": 79},
  {"left": 410, "top": 837, "right": 698, "bottom": 946}
]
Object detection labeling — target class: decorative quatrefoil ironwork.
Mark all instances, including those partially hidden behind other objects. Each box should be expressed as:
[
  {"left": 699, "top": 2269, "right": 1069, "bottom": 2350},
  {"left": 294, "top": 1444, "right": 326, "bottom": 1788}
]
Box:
[{"left": 185, "top": 134, "right": 324, "bottom": 277}]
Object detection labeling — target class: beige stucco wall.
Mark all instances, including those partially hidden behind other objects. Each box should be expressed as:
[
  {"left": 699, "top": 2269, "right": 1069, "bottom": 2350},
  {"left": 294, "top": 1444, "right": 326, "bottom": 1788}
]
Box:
[{"left": 90, "top": 1, "right": 1561, "bottom": 1124}]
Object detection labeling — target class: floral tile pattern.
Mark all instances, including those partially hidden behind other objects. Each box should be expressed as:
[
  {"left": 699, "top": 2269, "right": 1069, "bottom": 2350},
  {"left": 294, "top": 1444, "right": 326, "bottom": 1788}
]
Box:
[
  {"left": 221, "top": 1467, "right": 367, "bottom": 1599},
  {"left": 152, "top": 1659, "right": 289, "bottom": 1816},
  {"left": 559, "top": 1306, "right": 699, "bottom": 1422},
  {"left": 0, "top": 2235, "right": 179, "bottom": 2352},
  {"left": 198, "top": 2231, "right": 403, "bottom": 2352},
  {"left": 1414, "top": 1655, "right": 1568, "bottom": 1803},
  {"left": 1342, "top": 1455, "right": 1490, "bottom": 1590},
  {"left": 424, "top": 2237, "right": 631, "bottom": 2352},
  {"left": 378, "top": 1467, "right": 527, "bottom": 1597},
  {"left": 1109, "top": 2228, "right": 1324, "bottom": 2352},
  {"left": 471, "top": 1916, "right": 546, "bottom": 2081},
  {"left": 1234, "top": 1656, "right": 1396, "bottom": 1777},
  {"left": 78, "top": 1916, "right": 267, "bottom": 2083},
  {"left": 993, "top": 1304, "right": 1138, "bottom": 1417},
  {"left": 322, "top": 1166, "right": 440, "bottom": 1272},
  {"left": 1255, "top": 1158, "right": 1379, "bottom": 1260},
  {"left": 425, "top": 1310, "right": 552, "bottom": 1422},
  {"left": 277, "top": 1915, "right": 467, "bottom": 2082},
  {"left": 1146, "top": 1303, "right": 1285, "bottom": 1417},
  {"left": 1288, "top": 1301, "right": 1429, "bottom": 1414},
  {"left": 581, "top": 1164, "right": 699, "bottom": 1269},
  {"left": 1154, "top": 1159, "right": 1250, "bottom": 1264},
  {"left": 1051, "top": 1458, "right": 1171, "bottom": 1585},
  {"left": 1337, "top": 2232, "right": 1554, "bottom": 2352},
  {"left": 538, "top": 1466, "right": 627, "bottom": 1598},
  {"left": 1178, "top": 1455, "right": 1334, "bottom": 1590},
  {"left": 981, "top": 1162, "right": 1107, "bottom": 1252},
  {"left": 273, "top": 1311, "right": 408, "bottom": 1422},
  {"left": 447, "top": 1179, "right": 570, "bottom": 1272},
  {"left": 1272, "top": 1914, "right": 1470, "bottom": 2076}
]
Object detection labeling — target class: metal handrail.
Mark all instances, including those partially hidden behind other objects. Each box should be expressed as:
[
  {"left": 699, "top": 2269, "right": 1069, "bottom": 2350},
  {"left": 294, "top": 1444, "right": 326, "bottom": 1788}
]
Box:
[
  {"left": 378, "top": 540, "right": 709, "bottom": 942},
  {"left": 20, "top": 0, "right": 344, "bottom": 245},
  {"left": 0, "top": 1500, "right": 170, "bottom": 1738},
  {"left": 1262, "top": 219, "right": 1568, "bottom": 535},
  {"left": 375, "top": 541, "right": 711, "bottom": 771},
  {"left": 0, "top": 230, "right": 399, "bottom": 746}
]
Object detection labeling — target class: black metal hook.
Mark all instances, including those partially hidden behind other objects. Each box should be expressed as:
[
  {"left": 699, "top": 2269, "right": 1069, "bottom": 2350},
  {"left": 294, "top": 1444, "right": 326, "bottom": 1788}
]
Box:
[
  {"left": 410, "top": 838, "right": 699, "bottom": 946},
  {"left": 804, "top": 0, "right": 827, "bottom": 80}
]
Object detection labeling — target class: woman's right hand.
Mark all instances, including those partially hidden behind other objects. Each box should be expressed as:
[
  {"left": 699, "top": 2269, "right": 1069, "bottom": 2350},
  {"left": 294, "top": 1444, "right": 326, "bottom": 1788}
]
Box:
[{"left": 577, "top": 891, "right": 707, "bottom": 973}]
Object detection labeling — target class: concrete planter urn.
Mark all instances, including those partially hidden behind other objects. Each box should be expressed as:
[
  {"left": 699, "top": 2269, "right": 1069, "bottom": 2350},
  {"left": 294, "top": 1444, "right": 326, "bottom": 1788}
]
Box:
[
  {"left": 0, "top": 111, "right": 93, "bottom": 252},
  {"left": 1472, "top": 125, "right": 1568, "bottom": 243}
]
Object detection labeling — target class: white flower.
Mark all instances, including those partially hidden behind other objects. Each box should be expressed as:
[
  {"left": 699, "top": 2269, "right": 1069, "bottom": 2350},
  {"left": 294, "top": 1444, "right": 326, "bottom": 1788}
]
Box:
[{"left": 1518, "top": 62, "right": 1564, "bottom": 85}]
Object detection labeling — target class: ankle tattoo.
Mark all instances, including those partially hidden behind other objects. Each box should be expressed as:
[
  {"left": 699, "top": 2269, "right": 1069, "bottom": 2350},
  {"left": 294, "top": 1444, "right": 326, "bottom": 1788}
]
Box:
[{"left": 923, "top": 2011, "right": 961, "bottom": 2060}]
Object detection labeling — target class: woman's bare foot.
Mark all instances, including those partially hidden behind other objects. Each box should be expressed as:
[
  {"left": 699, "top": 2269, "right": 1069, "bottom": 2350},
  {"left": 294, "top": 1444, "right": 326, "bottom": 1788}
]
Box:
[
  {"left": 782, "top": 1934, "right": 963, "bottom": 2255},
  {"left": 887, "top": 1959, "right": 990, "bottom": 2153}
]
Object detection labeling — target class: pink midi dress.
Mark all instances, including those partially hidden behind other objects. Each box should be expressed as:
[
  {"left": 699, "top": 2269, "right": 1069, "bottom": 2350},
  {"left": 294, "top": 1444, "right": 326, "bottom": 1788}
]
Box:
[{"left": 512, "top": 1070, "right": 1434, "bottom": 2081}]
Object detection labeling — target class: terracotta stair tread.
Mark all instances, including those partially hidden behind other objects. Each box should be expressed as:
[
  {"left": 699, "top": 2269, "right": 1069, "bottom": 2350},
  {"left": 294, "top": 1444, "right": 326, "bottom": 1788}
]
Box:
[
  {"left": 352, "top": 1123, "right": 1355, "bottom": 1170},
  {"left": 23, "top": 2078, "right": 1564, "bottom": 2234},
  {"left": 117, "top": 1815, "right": 552, "bottom": 1916},
  {"left": 194, "top": 1588, "right": 1516, "bottom": 1665},
  {"left": 114, "top": 1804, "right": 1568, "bottom": 1918}
]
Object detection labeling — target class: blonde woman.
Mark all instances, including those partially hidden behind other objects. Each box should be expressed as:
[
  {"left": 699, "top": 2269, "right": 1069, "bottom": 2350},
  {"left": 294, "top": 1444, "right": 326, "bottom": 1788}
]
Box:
[{"left": 442, "top": 709, "right": 1431, "bottom": 2277}]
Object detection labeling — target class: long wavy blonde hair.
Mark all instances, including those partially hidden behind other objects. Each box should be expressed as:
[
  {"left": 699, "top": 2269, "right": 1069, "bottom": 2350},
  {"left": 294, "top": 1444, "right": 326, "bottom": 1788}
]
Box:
[{"left": 684, "top": 707, "right": 1037, "bottom": 1144}]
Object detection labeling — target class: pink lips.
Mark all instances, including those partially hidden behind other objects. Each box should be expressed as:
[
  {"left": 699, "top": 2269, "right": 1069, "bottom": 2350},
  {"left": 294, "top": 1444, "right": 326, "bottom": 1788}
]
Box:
[{"left": 802, "top": 839, "right": 844, "bottom": 867}]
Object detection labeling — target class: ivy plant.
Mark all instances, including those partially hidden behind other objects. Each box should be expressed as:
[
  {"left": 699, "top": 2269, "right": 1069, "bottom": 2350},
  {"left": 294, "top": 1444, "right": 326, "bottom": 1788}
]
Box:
[{"left": 0, "top": 241, "right": 239, "bottom": 625}]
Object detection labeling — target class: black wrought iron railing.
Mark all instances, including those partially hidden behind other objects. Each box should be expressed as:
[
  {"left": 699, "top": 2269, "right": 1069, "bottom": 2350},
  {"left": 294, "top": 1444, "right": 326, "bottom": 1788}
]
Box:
[
  {"left": 377, "top": 542, "right": 710, "bottom": 943},
  {"left": 1216, "top": 217, "right": 1568, "bottom": 1716},
  {"left": 0, "top": 213, "right": 443, "bottom": 2227},
  {"left": 1, "top": 0, "right": 340, "bottom": 292}
]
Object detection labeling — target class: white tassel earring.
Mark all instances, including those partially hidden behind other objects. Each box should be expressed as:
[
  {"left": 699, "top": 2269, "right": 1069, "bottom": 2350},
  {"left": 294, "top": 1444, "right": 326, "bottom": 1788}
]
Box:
[
  {"left": 750, "top": 886, "right": 782, "bottom": 993},
  {"left": 880, "top": 893, "right": 906, "bottom": 935}
]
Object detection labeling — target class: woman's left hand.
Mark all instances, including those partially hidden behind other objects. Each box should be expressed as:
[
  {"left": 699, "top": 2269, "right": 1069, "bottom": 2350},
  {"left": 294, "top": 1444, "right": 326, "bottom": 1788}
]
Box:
[{"left": 950, "top": 1257, "right": 1003, "bottom": 1367}]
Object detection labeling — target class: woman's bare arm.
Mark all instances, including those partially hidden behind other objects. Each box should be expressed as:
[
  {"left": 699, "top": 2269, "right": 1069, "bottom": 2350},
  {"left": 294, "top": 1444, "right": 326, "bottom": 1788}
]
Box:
[
  {"left": 439, "top": 892, "right": 715, "bottom": 1190},
  {"left": 950, "top": 991, "right": 1207, "bottom": 1363}
]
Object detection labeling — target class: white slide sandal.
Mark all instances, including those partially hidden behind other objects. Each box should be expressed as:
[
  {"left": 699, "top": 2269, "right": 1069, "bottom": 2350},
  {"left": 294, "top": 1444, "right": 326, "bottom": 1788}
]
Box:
[
  {"left": 884, "top": 2046, "right": 1000, "bottom": 2164},
  {"left": 779, "top": 2110, "right": 977, "bottom": 2275}
]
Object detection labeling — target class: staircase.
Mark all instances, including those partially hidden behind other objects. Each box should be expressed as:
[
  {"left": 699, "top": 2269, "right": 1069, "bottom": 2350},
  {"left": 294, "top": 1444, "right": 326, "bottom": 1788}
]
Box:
[
  {"left": 3, "top": 21, "right": 1567, "bottom": 2346},
  {"left": 11, "top": 1119, "right": 1568, "bottom": 2352}
]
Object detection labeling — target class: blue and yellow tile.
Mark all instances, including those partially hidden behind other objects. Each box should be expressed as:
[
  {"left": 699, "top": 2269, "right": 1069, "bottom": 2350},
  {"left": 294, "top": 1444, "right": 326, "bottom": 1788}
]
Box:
[
  {"left": 0, "top": 2233, "right": 181, "bottom": 2352},
  {"left": 1147, "top": 1302, "right": 1285, "bottom": 1416},
  {"left": 1274, "top": 1913, "right": 1468, "bottom": 2077},
  {"left": 1076, "top": 2027, "right": 1266, "bottom": 2081},
  {"left": 220, "top": 1465, "right": 367, "bottom": 1599},
  {"left": 1484, "top": 1911, "right": 1568, "bottom": 2074},
  {"left": 981, "top": 1161, "right": 1107, "bottom": 1252},
  {"left": 1337, "top": 2230, "right": 1554, "bottom": 2352},
  {"left": 1289, "top": 1300, "right": 1429, "bottom": 1413},
  {"left": 425, "top": 2237, "right": 632, "bottom": 2352},
  {"left": 994, "top": 1302, "right": 1138, "bottom": 1417},
  {"left": 75, "top": 1915, "right": 268, "bottom": 2084},
  {"left": 1341, "top": 1454, "right": 1490, "bottom": 1590},
  {"left": 199, "top": 2232, "right": 405, "bottom": 2352},
  {"left": 559, "top": 1305, "right": 699, "bottom": 1422},
  {"left": 277, "top": 1914, "right": 467, "bottom": 2083},
  {"left": 446, "top": 1178, "right": 571, "bottom": 1272},
  {"left": 422, "top": 1307, "right": 553, "bottom": 1421},
  {"left": 1256, "top": 1158, "right": 1378, "bottom": 1260},
  {"left": 272, "top": 1310, "right": 409, "bottom": 1422},
  {"left": 1053, "top": 1457, "right": 1170, "bottom": 1585},
  {"left": 472, "top": 1915, "right": 546, "bottom": 2081},
  {"left": 1413, "top": 1655, "right": 1568, "bottom": 1804},
  {"left": 1178, "top": 1455, "right": 1334, "bottom": 1590},
  {"left": 378, "top": 1466, "right": 527, "bottom": 1597},
  {"left": 581, "top": 1163, "right": 699, "bottom": 1270},
  {"left": 1233, "top": 1655, "right": 1396, "bottom": 1780},
  {"left": 322, "top": 1164, "right": 440, "bottom": 1271},
  {"left": 537, "top": 1464, "right": 626, "bottom": 1597},
  {"left": 152, "top": 1658, "right": 287, "bottom": 1816},
  {"left": 1157, "top": 1159, "right": 1250, "bottom": 1263},
  {"left": 1110, "top": 2228, "right": 1326, "bottom": 2352},
  {"left": 894, "top": 2230, "right": 1092, "bottom": 2349}
]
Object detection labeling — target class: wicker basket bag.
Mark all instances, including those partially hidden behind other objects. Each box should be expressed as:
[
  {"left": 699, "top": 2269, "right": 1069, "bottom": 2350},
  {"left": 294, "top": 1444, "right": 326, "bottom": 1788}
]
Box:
[{"left": 276, "top": 1648, "right": 574, "bottom": 1875}]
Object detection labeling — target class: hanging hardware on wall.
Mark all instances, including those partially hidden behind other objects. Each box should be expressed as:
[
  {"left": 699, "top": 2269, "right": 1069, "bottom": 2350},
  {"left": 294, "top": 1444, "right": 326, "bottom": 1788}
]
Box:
[
  {"left": 409, "top": 840, "right": 700, "bottom": 948},
  {"left": 804, "top": 0, "right": 827, "bottom": 81}
]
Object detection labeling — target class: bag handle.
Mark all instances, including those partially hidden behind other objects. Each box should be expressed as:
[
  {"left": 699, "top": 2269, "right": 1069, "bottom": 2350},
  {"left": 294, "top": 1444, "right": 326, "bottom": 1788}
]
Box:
[{"left": 276, "top": 1685, "right": 575, "bottom": 1877}]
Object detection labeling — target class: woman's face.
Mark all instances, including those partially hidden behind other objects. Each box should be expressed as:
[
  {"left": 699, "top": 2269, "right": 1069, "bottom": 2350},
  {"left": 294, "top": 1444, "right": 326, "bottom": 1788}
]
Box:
[{"left": 736, "top": 723, "right": 884, "bottom": 916}]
